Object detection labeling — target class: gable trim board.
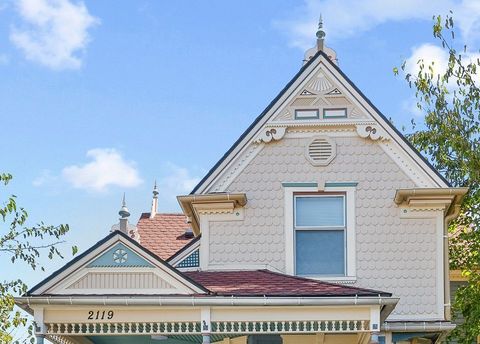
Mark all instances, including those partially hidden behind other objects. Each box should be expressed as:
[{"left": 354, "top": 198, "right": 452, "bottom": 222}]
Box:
[
  {"left": 27, "top": 230, "right": 208, "bottom": 296},
  {"left": 167, "top": 234, "right": 201, "bottom": 265},
  {"left": 190, "top": 50, "right": 450, "bottom": 195}
]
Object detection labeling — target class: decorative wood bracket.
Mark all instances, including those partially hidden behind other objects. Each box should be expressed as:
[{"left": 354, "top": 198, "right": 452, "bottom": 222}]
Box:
[
  {"left": 355, "top": 124, "right": 388, "bottom": 141},
  {"left": 253, "top": 126, "right": 287, "bottom": 144}
]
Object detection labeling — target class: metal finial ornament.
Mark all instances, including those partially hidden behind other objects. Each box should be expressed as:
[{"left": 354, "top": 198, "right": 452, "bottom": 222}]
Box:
[
  {"left": 119, "top": 193, "right": 130, "bottom": 218},
  {"left": 153, "top": 179, "right": 159, "bottom": 197},
  {"left": 316, "top": 14, "right": 326, "bottom": 40}
]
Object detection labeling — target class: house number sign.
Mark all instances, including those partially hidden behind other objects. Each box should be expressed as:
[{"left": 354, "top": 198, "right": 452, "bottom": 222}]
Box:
[{"left": 87, "top": 310, "right": 114, "bottom": 320}]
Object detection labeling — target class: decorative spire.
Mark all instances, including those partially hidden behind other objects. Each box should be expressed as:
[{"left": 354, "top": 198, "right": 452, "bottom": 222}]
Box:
[
  {"left": 150, "top": 180, "right": 159, "bottom": 219},
  {"left": 119, "top": 193, "right": 130, "bottom": 219},
  {"left": 153, "top": 180, "right": 159, "bottom": 197},
  {"left": 316, "top": 14, "right": 325, "bottom": 51},
  {"left": 303, "top": 14, "right": 338, "bottom": 66}
]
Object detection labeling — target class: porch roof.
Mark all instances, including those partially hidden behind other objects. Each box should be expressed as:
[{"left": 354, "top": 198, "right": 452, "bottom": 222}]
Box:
[{"left": 185, "top": 270, "right": 391, "bottom": 297}]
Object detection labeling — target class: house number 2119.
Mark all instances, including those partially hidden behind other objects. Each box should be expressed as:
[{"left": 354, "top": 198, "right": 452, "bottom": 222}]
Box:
[{"left": 87, "top": 310, "right": 114, "bottom": 320}]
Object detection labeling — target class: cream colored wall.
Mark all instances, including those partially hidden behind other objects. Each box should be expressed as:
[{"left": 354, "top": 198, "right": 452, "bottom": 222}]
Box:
[
  {"left": 212, "top": 334, "right": 359, "bottom": 344},
  {"left": 281, "top": 334, "right": 358, "bottom": 344},
  {"left": 207, "top": 135, "right": 441, "bottom": 319}
]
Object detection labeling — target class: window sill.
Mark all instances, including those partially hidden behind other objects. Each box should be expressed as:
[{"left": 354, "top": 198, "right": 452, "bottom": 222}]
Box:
[{"left": 300, "top": 276, "right": 357, "bottom": 284}]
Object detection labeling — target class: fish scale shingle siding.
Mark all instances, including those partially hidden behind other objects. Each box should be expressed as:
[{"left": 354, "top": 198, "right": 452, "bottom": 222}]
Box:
[{"left": 208, "top": 135, "right": 440, "bottom": 319}]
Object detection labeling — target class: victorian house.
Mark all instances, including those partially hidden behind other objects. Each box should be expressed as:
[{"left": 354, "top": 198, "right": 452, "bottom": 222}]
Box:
[{"left": 16, "top": 22, "right": 467, "bottom": 344}]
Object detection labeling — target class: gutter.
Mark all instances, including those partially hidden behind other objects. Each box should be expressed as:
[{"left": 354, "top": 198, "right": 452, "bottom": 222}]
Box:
[
  {"left": 177, "top": 193, "right": 247, "bottom": 235},
  {"left": 16, "top": 295, "right": 398, "bottom": 308},
  {"left": 444, "top": 203, "right": 462, "bottom": 320},
  {"left": 383, "top": 321, "right": 456, "bottom": 332}
]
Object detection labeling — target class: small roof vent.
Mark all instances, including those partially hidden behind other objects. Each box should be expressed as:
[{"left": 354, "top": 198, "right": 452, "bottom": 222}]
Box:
[{"left": 305, "top": 136, "right": 336, "bottom": 166}]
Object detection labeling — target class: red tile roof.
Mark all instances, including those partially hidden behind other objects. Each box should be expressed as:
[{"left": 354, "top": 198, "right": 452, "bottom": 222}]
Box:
[
  {"left": 136, "top": 213, "right": 194, "bottom": 260},
  {"left": 184, "top": 270, "right": 391, "bottom": 297}
]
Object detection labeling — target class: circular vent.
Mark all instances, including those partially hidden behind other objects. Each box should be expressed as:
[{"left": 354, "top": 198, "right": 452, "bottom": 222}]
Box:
[{"left": 305, "top": 136, "right": 336, "bottom": 166}]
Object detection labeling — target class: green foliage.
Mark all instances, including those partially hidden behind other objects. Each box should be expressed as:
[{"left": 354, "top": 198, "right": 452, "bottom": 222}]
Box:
[
  {"left": 0, "top": 173, "right": 75, "bottom": 343},
  {"left": 398, "top": 13, "right": 480, "bottom": 344}
]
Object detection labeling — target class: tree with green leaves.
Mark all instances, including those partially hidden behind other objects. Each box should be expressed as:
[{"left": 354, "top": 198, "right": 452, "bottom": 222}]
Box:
[
  {"left": 395, "top": 13, "right": 480, "bottom": 344},
  {"left": 0, "top": 173, "right": 75, "bottom": 343}
]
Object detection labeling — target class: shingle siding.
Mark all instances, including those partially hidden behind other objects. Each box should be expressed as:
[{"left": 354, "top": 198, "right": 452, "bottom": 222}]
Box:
[{"left": 208, "top": 135, "right": 440, "bottom": 319}]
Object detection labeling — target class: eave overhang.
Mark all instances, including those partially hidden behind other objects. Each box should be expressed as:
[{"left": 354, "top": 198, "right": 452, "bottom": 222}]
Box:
[
  {"left": 16, "top": 294, "right": 399, "bottom": 321},
  {"left": 394, "top": 187, "right": 468, "bottom": 217},
  {"left": 177, "top": 193, "right": 247, "bottom": 235}
]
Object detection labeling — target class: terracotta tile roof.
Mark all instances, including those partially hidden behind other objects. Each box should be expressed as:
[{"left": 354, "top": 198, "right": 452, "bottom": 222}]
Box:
[
  {"left": 184, "top": 270, "right": 391, "bottom": 297},
  {"left": 136, "top": 213, "right": 194, "bottom": 260}
]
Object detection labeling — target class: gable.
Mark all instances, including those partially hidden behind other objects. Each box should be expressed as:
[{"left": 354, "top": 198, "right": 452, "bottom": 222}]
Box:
[
  {"left": 28, "top": 231, "right": 207, "bottom": 296},
  {"left": 87, "top": 242, "right": 153, "bottom": 268},
  {"left": 191, "top": 50, "right": 449, "bottom": 195}
]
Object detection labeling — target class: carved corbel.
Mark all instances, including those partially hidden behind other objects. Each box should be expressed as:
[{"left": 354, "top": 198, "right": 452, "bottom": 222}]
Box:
[
  {"left": 356, "top": 124, "right": 388, "bottom": 141},
  {"left": 253, "top": 126, "right": 287, "bottom": 144}
]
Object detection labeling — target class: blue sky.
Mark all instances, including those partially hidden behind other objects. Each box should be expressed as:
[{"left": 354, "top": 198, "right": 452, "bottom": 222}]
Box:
[{"left": 1, "top": 0, "right": 479, "bottom": 298}]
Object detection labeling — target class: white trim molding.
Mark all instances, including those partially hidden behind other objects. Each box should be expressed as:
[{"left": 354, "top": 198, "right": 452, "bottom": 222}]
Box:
[{"left": 283, "top": 182, "right": 357, "bottom": 281}]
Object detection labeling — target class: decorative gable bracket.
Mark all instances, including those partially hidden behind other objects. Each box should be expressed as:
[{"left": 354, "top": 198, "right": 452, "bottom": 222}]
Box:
[
  {"left": 253, "top": 126, "right": 287, "bottom": 144},
  {"left": 355, "top": 124, "right": 389, "bottom": 141}
]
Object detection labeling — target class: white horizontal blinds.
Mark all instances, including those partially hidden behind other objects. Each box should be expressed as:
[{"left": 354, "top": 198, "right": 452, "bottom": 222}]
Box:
[
  {"left": 295, "top": 109, "right": 319, "bottom": 119},
  {"left": 294, "top": 195, "right": 346, "bottom": 276},
  {"left": 323, "top": 108, "right": 347, "bottom": 118},
  {"left": 295, "top": 196, "right": 344, "bottom": 227}
]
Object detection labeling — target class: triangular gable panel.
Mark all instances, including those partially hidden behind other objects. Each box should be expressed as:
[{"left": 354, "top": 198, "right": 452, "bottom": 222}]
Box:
[
  {"left": 28, "top": 231, "right": 208, "bottom": 296},
  {"left": 86, "top": 242, "right": 153, "bottom": 268},
  {"left": 191, "top": 50, "right": 450, "bottom": 194}
]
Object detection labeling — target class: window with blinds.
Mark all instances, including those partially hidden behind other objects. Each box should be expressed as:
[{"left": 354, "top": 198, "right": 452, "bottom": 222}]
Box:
[{"left": 294, "top": 194, "right": 346, "bottom": 276}]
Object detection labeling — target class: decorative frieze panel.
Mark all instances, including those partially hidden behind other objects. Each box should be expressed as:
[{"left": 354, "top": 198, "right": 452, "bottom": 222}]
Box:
[{"left": 307, "top": 72, "right": 333, "bottom": 92}]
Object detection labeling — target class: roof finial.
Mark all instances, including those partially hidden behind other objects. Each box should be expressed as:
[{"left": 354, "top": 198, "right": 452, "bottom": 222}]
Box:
[
  {"left": 119, "top": 193, "right": 130, "bottom": 219},
  {"left": 302, "top": 14, "right": 338, "bottom": 66},
  {"left": 316, "top": 14, "right": 325, "bottom": 52},
  {"left": 150, "top": 180, "right": 159, "bottom": 219},
  {"left": 153, "top": 180, "right": 159, "bottom": 198}
]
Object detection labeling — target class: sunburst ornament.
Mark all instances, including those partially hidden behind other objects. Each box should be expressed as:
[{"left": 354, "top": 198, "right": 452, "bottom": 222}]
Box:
[
  {"left": 113, "top": 249, "right": 128, "bottom": 264},
  {"left": 307, "top": 72, "right": 332, "bottom": 92}
]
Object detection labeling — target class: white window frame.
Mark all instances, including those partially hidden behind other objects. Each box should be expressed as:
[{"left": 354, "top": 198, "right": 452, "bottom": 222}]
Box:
[{"left": 284, "top": 183, "right": 356, "bottom": 282}]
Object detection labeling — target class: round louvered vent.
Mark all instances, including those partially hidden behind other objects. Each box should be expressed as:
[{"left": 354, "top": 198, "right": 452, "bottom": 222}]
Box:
[{"left": 305, "top": 136, "right": 336, "bottom": 166}]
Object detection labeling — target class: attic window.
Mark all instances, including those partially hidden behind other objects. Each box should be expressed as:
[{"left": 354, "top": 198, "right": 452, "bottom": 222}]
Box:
[
  {"left": 295, "top": 109, "right": 319, "bottom": 120},
  {"left": 323, "top": 108, "right": 347, "bottom": 119},
  {"left": 305, "top": 136, "right": 336, "bottom": 166}
]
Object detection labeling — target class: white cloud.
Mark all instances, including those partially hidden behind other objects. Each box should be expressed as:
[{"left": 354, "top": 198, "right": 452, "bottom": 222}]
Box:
[
  {"left": 33, "top": 169, "right": 58, "bottom": 186},
  {"left": 401, "top": 96, "right": 424, "bottom": 118},
  {"left": 404, "top": 43, "right": 449, "bottom": 77},
  {"left": 155, "top": 163, "right": 201, "bottom": 210},
  {"left": 405, "top": 43, "right": 480, "bottom": 84},
  {"left": 0, "top": 53, "right": 9, "bottom": 65},
  {"left": 62, "top": 148, "right": 143, "bottom": 192},
  {"left": 278, "top": 0, "right": 480, "bottom": 50},
  {"left": 10, "top": 0, "right": 98, "bottom": 70}
]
